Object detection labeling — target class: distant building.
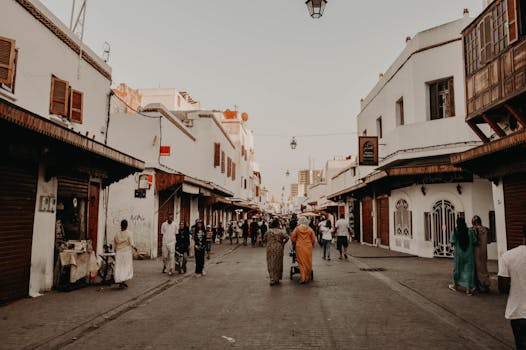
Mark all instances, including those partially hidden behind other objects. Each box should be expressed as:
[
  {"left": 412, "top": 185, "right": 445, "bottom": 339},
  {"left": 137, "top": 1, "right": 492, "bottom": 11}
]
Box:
[{"left": 290, "top": 183, "right": 299, "bottom": 198}]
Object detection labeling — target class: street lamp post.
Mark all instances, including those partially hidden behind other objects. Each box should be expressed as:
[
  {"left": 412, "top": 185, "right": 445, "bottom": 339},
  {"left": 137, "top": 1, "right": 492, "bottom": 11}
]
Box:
[
  {"left": 290, "top": 137, "right": 298, "bottom": 150},
  {"left": 305, "top": 0, "right": 327, "bottom": 19}
]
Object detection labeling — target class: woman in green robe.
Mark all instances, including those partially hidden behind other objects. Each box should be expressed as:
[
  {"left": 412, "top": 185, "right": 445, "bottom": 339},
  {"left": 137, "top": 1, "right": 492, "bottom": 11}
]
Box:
[{"left": 449, "top": 217, "right": 478, "bottom": 296}]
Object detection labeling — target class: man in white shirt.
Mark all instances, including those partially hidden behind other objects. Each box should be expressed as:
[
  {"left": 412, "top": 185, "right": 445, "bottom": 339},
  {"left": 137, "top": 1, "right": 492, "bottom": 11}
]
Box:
[
  {"left": 498, "top": 224, "right": 526, "bottom": 350},
  {"left": 335, "top": 214, "right": 351, "bottom": 260},
  {"left": 161, "top": 214, "right": 177, "bottom": 275}
]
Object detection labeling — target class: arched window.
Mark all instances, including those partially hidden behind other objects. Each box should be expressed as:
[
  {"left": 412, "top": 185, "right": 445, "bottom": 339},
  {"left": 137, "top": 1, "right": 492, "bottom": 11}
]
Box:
[{"left": 394, "top": 199, "right": 412, "bottom": 238}]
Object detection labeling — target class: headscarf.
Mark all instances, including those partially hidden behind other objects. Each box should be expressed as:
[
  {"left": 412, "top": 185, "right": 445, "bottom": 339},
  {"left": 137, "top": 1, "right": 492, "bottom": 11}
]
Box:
[
  {"left": 456, "top": 217, "right": 469, "bottom": 251},
  {"left": 298, "top": 216, "right": 309, "bottom": 227}
]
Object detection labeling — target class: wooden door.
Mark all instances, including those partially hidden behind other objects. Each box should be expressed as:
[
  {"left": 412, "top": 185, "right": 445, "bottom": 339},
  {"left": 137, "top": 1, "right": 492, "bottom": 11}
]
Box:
[
  {"left": 157, "top": 191, "right": 175, "bottom": 256},
  {"left": 376, "top": 197, "right": 390, "bottom": 246},
  {"left": 361, "top": 197, "right": 373, "bottom": 244},
  {"left": 504, "top": 174, "right": 526, "bottom": 249},
  {"left": 87, "top": 183, "right": 100, "bottom": 254}
]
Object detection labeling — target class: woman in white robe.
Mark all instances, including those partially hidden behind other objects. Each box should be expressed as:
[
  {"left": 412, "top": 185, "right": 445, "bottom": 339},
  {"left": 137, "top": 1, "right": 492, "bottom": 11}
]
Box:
[{"left": 114, "top": 219, "right": 136, "bottom": 288}]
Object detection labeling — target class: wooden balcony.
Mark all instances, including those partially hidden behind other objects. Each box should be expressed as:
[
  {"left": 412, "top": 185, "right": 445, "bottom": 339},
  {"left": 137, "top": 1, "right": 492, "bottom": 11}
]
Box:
[{"left": 466, "top": 38, "right": 526, "bottom": 122}]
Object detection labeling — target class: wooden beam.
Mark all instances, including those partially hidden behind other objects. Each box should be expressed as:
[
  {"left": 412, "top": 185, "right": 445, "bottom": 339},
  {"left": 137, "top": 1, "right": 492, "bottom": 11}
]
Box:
[
  {"left": 482, "top": 114, "right": 506, "bottom": 137},
  {"left": 468, "top": 120, "right": 490, "bottom": 143},
  {"left": 504, "top": 103, "right": 526, "bottom": 129}
]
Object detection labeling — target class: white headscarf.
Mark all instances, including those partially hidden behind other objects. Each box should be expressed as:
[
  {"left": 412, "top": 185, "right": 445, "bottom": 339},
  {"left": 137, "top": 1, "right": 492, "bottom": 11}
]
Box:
[{"left": 298, "top": 216, "right": 309, "bottom": 227}]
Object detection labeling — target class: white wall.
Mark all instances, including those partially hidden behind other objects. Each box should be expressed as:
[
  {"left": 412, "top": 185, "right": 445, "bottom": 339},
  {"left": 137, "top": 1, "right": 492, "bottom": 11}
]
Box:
[
  {"left": 0, "top": 0, "right": 112, "bottom": 139},
  {"left": 492, "top": 181, "right": 508, "bottom": 258},
  {"left": 388, "top": 181, "right": 495, "bottom": 258},
  {"left": 107, "top": 171, "right": 156, "bottom": 257},
  {"left": 29, "top": 164, "right": 58, "bottom": 296}
]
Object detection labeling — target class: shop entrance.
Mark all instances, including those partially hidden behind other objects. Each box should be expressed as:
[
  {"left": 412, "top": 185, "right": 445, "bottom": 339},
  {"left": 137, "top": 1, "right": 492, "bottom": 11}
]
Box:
[
  {"left": 361, "top": 197, "right": 373, "bottom": 244},
  {"left": 0, "top": 159, "right": 38, "bottom": 304},
  {"left": 87, "top": 183, "right": 100, "bottom": 254}
]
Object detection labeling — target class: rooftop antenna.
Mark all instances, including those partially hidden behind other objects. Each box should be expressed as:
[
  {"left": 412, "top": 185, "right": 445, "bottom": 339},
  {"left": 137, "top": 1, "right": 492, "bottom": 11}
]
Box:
[{"left": 70, "top": 0, "right": 87, "bottom": 79}]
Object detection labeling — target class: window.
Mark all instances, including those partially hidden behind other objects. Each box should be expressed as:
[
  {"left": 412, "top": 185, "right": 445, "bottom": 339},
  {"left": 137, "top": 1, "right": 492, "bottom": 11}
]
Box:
[
  {"left": 396, "top": 97, "right": 404, "bottom": 126},
  {"left": 213, "top": 143, "right": 221, "bottom": 167},
  {"left": 464, "top": 27, "right": 480, "bottom": 75},
  {"left": 376, "top": 117, "right": 383, "bottom": 138},
  {"left": 0, "top": 37, "right": 17, "bottom": 89},
  {"left": 221, "top": 151, "right": 225, "bottom": 173},
  {"left": 50, "top": 75, "right": 69, "bottom": 116},
  {"left": 244, "top": 179, "right": 247, "bottom": 189},
  {"left": 429, "top": 77, "right": 455, "bottom": 120},
  {"left": 394, "top": 199, "right": 412, "bottom": 238},
  {"left": 1, "top": 49, "right": 18, "bottom": 94},
  {"left": 227, "top": 157, "right": 232, "bottom": 177},
  {"left": 69, "top": 89, "right": 83, "bottom": 123},
  {"left": 492, "top": 1, "right": 509, "bottom": 55},
  {"left": 232, "top": 162, "right": 236, "bottom": 181}
]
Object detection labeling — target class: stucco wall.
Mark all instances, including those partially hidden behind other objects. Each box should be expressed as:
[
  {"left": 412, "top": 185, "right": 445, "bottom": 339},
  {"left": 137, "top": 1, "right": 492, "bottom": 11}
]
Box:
[
  {"left": 107, "top": 171, "right": 156, "bottom": 257},
  {"left": 1, "top": 0, "right": 112, "bottom": 139},
  {"left": 388, "top": 182, "right": 495, "bottom": 259},
  {"left": 29, "top": 164, "right": 58, "bottom": 296}
]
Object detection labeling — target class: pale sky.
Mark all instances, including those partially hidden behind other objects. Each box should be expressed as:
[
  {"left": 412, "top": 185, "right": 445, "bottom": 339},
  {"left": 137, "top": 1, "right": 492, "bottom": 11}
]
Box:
[{"left": 41, "top": 0, "right": 483, "bottom": 199}]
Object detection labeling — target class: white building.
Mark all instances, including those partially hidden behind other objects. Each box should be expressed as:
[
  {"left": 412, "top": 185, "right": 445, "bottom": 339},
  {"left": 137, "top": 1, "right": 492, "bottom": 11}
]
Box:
[
  {"left": 106, "top": 88, "right": 262, "bottom": 257},
  {"left": 0, "top": 0, "right": 143, "bottom": 303},
  {"left": 328, "top": 12, "right": 497, "bottom": 259}
]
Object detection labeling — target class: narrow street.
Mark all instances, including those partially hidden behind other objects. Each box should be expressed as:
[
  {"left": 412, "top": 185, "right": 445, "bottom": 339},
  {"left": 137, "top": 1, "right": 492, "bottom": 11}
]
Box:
[{"left": 0, "top": 243, "right": 509, "bottom": 350}]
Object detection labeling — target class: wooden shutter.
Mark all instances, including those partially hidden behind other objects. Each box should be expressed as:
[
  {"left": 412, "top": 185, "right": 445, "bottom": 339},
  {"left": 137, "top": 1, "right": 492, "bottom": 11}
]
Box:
[
  {"left": 213, "top": 143, "right": 220, "bottom": 167},
  {"left": 0, "top": 37, "right": 16, "bottom": 85},
  {"left": 50, "top": 76, "right": 69, "bottom": 116},
  {"left": 424, "top": 212, "right": 432, "bottom": 241},
  {"left": 221, "top": 151, "right": 225, "bottom": 173},
  {"left": 508, "top": 0, "right": 519, "bottom": 44},
  {"left": 69, "top": 89, "right": 83, "bottom": 123},
  {"left": 232, "top": 162, "right": 236, "bottom": 181},
  {"left": 446, "top": 77, "right": 455, "bottom": 117},
  {"left": 227, "top": 157, "right": 232, "bottom": 177}
]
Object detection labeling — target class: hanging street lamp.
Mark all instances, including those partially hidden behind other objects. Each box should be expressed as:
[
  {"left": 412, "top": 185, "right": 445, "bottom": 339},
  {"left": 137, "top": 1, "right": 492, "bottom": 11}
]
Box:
[
  {"left": 305, "top": 0, "right": 327, "bottom": 19},
  {"left": 290, "top": 137, "right": 298, "bottom": 150}
]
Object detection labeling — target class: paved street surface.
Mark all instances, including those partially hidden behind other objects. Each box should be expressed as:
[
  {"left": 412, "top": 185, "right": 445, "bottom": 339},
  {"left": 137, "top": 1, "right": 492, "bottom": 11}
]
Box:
[{"left": 0, "top": 242, "right": 514, "bottom": 350}]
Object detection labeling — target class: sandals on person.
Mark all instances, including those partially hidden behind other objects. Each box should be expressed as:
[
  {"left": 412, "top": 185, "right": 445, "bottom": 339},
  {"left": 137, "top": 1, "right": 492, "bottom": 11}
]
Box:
[{"left": 448, "top": 284, "right": 458, "bottom": 292}]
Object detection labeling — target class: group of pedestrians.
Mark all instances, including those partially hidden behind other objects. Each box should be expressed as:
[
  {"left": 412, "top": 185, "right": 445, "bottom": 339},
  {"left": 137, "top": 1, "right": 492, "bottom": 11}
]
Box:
[
  {"left": 265, "top": 214, "right": 353, "bottom": 286},
  {"left": 315, "top": 214, "right": 352, "bottom": 261},
  {"left": 449, "top": 216, "right": 526, "bottom": 349},
  {"left": 159, "top": 215, "right": 228, "bottom": 277},
  {"left": 448, "top": 215, "right": 492, "bottom": 296}
]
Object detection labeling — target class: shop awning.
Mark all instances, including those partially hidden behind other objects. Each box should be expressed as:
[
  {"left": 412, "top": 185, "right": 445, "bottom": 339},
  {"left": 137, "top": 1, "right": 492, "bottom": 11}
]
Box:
[
  {"left": 328, "top": 154, "right": 469, "bottom": 200},
  {"left": 0, "top": 98, "right": 144, "bottom": 171},
  {"left": 451, "top": 130, "right": 526, "bottom": 178},
  {"left": 451, "top": 129, "right": 526, "bottom": 165}
]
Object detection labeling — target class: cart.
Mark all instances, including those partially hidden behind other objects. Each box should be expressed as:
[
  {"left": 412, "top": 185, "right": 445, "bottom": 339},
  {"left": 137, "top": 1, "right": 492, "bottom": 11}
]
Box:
[{"left": 289, "top": 246, "right": 314, "bottom": 281}]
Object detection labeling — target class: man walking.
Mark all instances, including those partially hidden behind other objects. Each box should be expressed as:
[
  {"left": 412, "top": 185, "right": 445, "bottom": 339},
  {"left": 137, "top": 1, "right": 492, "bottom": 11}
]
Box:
[
  {"left": 498, "top": 224, "right": 526, "bottom": 350},
  {"left": 161, "top": 214, "right": 177, "bottom": 275},
  {"left": 250, "top": 218, "right": 259, "bottom": 248},
  {"left": 335, "top": 214, "right": 351, "bottom": 259}
]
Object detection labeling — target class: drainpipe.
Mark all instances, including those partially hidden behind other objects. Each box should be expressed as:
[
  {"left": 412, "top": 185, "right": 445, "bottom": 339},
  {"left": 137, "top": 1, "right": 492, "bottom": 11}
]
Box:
[{"left": 104, "top": 90, "right": 114, "bottom": 145}]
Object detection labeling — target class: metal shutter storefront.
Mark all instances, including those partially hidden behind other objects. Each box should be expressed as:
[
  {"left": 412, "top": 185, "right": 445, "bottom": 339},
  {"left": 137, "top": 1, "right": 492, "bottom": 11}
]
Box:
[
  {"left": 0, "top": 160, "right": 37, "bottom": 304},
  {"left": 504, "top": 174, "right": 526, "bottom": 250}
]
